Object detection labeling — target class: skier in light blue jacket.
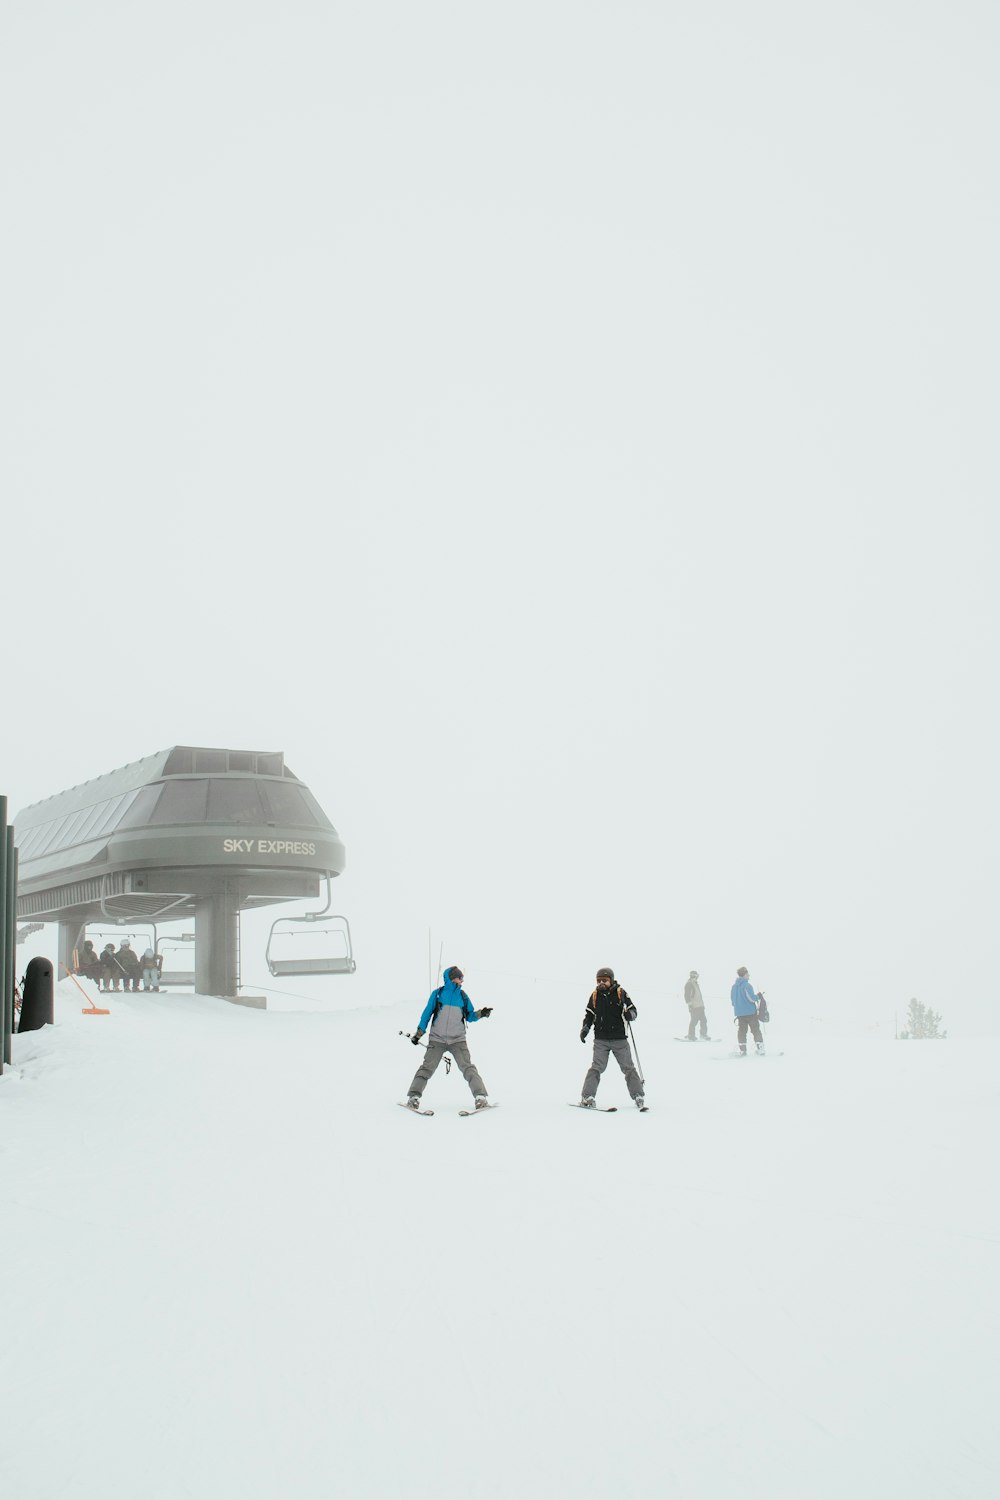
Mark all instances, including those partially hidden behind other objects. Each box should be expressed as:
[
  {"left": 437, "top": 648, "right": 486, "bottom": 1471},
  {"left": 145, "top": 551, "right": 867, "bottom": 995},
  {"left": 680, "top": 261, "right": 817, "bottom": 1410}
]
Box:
[
  {"left": 405, "top": 966, "right": 493, "bottom": 1109},
  {"left": 730, "top": 966, "right": 765, "bottom": 1055}
]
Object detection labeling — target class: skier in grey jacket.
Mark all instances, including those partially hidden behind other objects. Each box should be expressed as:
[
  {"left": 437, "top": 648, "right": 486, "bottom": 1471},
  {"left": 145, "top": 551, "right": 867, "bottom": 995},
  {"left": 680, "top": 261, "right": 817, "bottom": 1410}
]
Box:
[
  {"left": 405, "top": 966, "right": 493, "bottom": 1109},
  {"left": 684, "top": 970, "right": 708, "bottom": 1039}
]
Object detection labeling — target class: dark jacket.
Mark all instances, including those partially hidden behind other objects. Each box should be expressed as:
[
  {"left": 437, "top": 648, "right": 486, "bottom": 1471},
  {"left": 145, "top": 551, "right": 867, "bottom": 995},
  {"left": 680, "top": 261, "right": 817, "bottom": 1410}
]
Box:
[
  {"left": 582, "top": 984, "right": 637, "bottom": 1042},
  {"left": 79, "top": 942, "right": 101, "bottom": 976},
  {"left": 117, "top": 946, "right": 141, "bottom": 977}
]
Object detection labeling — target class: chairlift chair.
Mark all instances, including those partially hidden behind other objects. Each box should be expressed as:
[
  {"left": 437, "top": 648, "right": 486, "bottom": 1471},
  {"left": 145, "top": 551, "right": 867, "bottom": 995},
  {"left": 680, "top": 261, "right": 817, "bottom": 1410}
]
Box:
[
  {"left": 157, "top": 933, "right": 196, "bottom": 988},
  {"left": 266, "top": 912, "right": 356, "bottom": 977},
  {"left": 265, "top": 873, "right": 356, "bottom": 978}
]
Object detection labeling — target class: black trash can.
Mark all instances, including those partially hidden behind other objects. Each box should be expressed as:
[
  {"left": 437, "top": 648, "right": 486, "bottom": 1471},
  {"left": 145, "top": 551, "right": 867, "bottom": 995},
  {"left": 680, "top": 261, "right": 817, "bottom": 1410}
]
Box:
[{"left": 19, "top": 956, "right": 54, "bottom": 1031}]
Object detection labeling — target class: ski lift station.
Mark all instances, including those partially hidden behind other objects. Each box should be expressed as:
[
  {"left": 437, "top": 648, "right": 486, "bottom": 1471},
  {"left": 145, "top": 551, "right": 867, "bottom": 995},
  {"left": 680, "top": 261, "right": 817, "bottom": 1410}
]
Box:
[{"left": 14, "top": 747, "right": 354, "bottom": 999}]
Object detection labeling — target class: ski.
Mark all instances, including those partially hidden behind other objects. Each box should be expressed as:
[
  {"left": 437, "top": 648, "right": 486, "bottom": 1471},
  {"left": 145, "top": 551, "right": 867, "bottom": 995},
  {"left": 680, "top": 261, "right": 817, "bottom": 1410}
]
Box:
[
  {"left": 397, "top": 1101, "right": 434, "bottom": 1115},
  {"left": 674, "top": 1037, "right": 720, "bottom": 1043},
  {"left": 710, "top": 1051, "right": 784, "bottom": 1061},
  {"left": 458, "top": 1103, "right": 499, "bottom": 1116},
  {"left": 567, "top": 1103, "right": 617, "bottom": 1112}
]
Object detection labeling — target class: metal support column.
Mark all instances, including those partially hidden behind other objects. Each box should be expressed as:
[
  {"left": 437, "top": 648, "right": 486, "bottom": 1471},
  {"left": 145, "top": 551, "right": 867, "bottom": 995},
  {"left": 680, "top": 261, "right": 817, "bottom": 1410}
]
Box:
[
  {"left": 195, "top": 882, "right": 240, "bottom": 997},
  {"left": 58, "top": 920, "right": 83, "bottom": 981}
]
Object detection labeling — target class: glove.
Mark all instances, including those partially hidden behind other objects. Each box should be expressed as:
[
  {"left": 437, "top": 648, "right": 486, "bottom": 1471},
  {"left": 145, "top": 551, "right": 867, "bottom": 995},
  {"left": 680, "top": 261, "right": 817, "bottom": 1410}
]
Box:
[
  {"left": 476, "top": 1007, "right": 493, "bottom": 1018},
  {"left": 625, "top": 1005, "right": 637, "bottom": 1023},
  {"left": 580, "top": 1028, "right": 590, "bottom": 1043},
  {"left": 411, "top": 1029, "right": 424, "bottom": 1045}
]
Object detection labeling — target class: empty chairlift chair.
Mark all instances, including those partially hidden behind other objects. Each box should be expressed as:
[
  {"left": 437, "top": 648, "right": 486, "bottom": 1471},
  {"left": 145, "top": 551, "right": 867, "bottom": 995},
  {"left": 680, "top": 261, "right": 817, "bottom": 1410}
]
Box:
[
  {"left": 157, "top": 935, "right": 196, "bottom": 988},
  {"left": 265, "top": 912, "right": 356, "bottom": 977}
]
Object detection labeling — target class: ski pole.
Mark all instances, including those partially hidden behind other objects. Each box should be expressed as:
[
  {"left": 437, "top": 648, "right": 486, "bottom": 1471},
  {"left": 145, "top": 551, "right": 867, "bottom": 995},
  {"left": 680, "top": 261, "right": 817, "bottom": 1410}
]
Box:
[
  {"left": 626, "top": 1016, "right": 644, "bottom": 1086},
  {"left": 398, "top": 1030, "right": 450, "bottom": 1072}
]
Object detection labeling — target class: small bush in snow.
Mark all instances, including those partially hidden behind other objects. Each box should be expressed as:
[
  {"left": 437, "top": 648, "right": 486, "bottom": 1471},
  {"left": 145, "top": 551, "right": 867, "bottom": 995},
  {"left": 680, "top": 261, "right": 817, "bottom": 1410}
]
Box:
[{"left": 898, "top": 997, "right": 947, "bottom": 1040}]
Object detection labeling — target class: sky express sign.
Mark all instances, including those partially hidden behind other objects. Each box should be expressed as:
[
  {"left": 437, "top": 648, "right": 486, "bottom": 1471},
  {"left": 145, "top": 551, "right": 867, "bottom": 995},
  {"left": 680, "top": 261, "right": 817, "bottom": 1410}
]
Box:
[{"left": 222, "top": 837, "right": 318, "bottom": 856}]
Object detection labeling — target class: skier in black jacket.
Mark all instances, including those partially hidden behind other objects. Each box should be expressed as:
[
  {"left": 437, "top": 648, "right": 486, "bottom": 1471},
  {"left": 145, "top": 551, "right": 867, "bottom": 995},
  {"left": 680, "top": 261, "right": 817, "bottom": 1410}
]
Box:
[{"left": 579, "top": 967, "right": 645, "bottom": 1109}]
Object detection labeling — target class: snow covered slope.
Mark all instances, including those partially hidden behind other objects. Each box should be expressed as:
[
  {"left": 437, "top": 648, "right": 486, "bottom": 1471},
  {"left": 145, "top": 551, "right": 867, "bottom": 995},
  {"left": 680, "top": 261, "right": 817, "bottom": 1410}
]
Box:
[{"left": 2, "top": 982, "right": 997, "bottom": 1499}]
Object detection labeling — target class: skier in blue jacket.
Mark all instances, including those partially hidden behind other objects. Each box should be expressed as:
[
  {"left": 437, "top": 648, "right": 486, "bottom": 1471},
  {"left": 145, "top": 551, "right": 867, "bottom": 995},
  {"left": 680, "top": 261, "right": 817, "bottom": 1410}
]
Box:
[
  {"left": 730, "top": 966, "right": 765, "bottom": 1055},
  {"left": 405, "top": 966, "right": 493, "bottom": 1109}
]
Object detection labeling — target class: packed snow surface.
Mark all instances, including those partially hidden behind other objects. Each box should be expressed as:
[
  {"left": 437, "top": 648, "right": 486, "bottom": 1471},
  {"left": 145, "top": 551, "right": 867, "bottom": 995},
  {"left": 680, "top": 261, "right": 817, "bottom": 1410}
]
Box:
[{"left": 2, "top": 982, "right": 997, "bottom": 1499}]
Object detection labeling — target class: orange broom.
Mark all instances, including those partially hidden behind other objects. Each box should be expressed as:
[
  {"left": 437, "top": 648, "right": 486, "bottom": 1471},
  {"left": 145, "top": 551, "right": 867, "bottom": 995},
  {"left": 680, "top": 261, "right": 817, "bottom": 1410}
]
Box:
[{"left": 62, "top": 962, "right": 110, "bottom": 1015}]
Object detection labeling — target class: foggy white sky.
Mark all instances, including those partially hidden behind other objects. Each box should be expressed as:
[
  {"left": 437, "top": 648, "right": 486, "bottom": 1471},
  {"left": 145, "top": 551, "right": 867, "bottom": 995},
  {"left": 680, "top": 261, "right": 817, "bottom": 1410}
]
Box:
[{"left": 3, "top": 2, "right": 998, "bottom": 1032}]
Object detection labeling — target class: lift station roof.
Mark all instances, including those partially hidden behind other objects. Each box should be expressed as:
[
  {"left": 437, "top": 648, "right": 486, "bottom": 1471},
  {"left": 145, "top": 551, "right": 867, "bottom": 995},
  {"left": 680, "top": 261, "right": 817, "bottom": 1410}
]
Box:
[{"left": 14, "top": 746, "right": 346, "bottom": 927}]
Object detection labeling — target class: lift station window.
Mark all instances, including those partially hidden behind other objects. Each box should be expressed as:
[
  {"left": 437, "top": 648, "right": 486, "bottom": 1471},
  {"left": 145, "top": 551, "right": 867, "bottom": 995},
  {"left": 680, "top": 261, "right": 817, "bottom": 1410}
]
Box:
[
  {"left": 193, "top": 749, "right": 227, "bottom": 773},
  {"left": 206, "top": 780, "right": 266, "bottom": 824},
  {"left": 161, "top": 747, "right": 288, "bottom": 777},
  {"left": 164, "top": 748, "right": 194, "bottom": 774},
  {"left": 261, "top": 782, "right": 332, "bottom": 829},
  {"left": 97, "top": 778, "right": 332, "bottom": 830},
  {"left": 150, "top": 780, "right": 209, "bottom": 824},
  {"left": 117, "top": 784, "right": 165, "bottom": 829}
]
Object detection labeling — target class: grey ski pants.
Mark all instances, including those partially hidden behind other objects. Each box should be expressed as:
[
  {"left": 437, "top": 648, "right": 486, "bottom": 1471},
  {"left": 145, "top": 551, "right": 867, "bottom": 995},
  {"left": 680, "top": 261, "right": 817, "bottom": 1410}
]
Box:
[
  {"left": 408, "top": 1039, "right": 486, "bottom": 1101},
  {"left": 583, "top": 1038, "right": 643, "bottom": 1100},
  {"left": 687, "top": 1005, "right": 708, "bottom": 1039}
]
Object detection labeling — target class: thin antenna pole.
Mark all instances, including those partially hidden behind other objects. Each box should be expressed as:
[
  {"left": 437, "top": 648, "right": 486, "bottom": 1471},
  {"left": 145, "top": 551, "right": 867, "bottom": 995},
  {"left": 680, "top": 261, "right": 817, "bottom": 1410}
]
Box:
[{"left": 428, "top": 928, "right": 432, "bottom": 992}]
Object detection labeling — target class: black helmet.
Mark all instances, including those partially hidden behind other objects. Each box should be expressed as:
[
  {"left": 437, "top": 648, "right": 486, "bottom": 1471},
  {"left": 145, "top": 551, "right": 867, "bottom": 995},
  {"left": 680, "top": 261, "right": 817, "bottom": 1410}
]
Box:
[
  {"left": 445, "top": 965, "right": 464, "bottom": 984},
  {"left": 596, "top": 967, "right": 615, "bottom": 980}
]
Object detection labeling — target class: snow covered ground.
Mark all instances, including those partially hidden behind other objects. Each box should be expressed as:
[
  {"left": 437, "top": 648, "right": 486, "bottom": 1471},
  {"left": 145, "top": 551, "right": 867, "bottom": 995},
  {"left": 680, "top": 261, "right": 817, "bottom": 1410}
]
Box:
[{"left": 2, "top": 980, "right": 997, "bottom": 1500}]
